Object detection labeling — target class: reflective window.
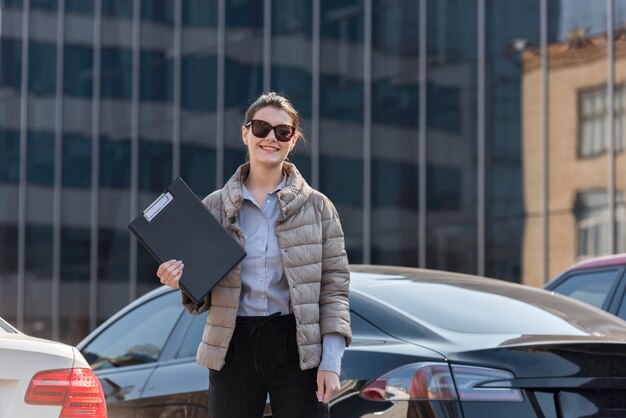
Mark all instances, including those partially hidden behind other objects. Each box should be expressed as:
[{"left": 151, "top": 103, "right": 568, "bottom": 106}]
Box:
[
  {"left": 0, "top": 317, "right": 17, "bottom": 333},
  {"left": 140, "top": 50, "right": 173, "bottom": 103},
  {"left": 102, "top": 0, "right": 132, "bottom": 19},
  {"left": 616, "top": 0, "right": 626, "bottom": 260},
  {"left": 426, "top": 0, "right": 477, "bottom": 275},
  {"left": 574, "top": 191, "right": 623, "bottom": 259},
  {"left": 350, "top": 311, "right": 388, "bottom": 339},
  {"left": 101, "top": 48, "right": 132, "bottom": 100},
  {"left": 64, "top": 44, "right": 93, "bottom": 98},
  {"left": 176, "top": 312, "right": 208, "bottom": 359},
  {"left": 66, "top": 0, "right": 93, "bottom": 15},
  {"left": 485, "top": 0, "right": 536, "bottom": 282},
  {"left": 180, "top": 0, "right": 217, "bottom": 194},
  {"left": 141, "top": 0, "right": 174, "bottom": 26},
  {"left": 551, "top": 268, "right": 622, "bottom": 309},
  {"left": 319, "top": 0, "right": 364, "bottom": 262},
  {"left": 3, "top": 0, "right": 23, "bottom": 9},
  {"left": 371, "top": 0, "right": 420, "bottom": 267},
  {"left": 31, "top": 0, "right": 57, "bottom": 12},
  {"left": 60, "top": 10, "right": 93, "bottom": 345},
  {"left": 0, "top": 130, "right": 20, "bottom": 183},
  {"left": 578, "top": 87, "right": 625, "bottom": 157},
  {"left": 82, "top": 292, "right": 183, "bottom": 370},
  {"left": 617, "top": 292, "right": 626, "bottom": 321},
  {"left": 98, "top": 12, "right": 132, "bottom": 322},
  {"left": 223, "top": 0, "right": 263, "bottom": 179},
  {"left": 271, "top": 0, "right": 312, "bottom": 180},
  {"left": 355, "top": 277, "right": 606, "bottom": 335},
  {"left": 0, "top": 39, "right": 22, "bottom": 90},
  {"left": 28, "top": 42, "right": 56, "bottom": 96},
  {"left": 60, "top": 227, "right": 91, "bottom": 344},
  {"left": 183, "top": 0, "right": 217, "bottom": 27}
]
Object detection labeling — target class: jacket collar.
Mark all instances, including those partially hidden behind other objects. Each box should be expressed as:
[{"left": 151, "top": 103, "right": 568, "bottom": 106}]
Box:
[{"left": 221, "top": 162, "right": 312, "bottom": 221}]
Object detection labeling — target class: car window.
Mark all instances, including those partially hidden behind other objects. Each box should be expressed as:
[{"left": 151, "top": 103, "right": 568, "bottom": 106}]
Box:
[
  {"left": 176, "top": 312, "right": 208, "bottom": 359},
  {"left": 82, "top": 291, "right": 183, "bottom": 370},
  {"left": 350, "top": 311, "right": 389, "bottom": 339},
  {"left": 0, "top": 317, "right": 17, "bottom": 333},
  {"left": 617, "top": 293, "right": 626, "bottom": 321},
  {"left": 352, "top": 276, "right": 623, "bottom": 335},
  {"left": 551, "top": 268, "right": 622, "bottom": 309}
]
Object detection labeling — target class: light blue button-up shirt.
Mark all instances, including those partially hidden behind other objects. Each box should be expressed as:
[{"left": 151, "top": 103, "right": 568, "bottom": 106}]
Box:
[
  {"left": 237, "top": 174, "right": 345, "bottom": 375},
  {"left": 238, "top": 175, "right": 290, "bottom": 317}
]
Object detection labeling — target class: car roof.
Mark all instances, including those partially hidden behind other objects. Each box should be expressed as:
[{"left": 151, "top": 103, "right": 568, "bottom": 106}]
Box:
[{"left": 568, "top": 253, "right": 626, "bottom": 271}]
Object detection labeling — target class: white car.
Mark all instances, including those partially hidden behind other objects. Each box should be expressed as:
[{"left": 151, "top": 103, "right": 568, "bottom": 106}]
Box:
[{"left": 0, "top": 316, "right": 107, "bottom": 418}]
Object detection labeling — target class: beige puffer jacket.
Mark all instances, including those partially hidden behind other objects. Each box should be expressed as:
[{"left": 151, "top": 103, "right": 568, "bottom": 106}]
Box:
[{"left": 181, "top": 162, "right": 352, "bottom": 371}]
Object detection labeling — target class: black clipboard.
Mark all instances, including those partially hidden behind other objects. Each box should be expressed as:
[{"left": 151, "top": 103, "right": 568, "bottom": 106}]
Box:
[{"left": 128, "top": 177, "right": 246, "bottom": 305}]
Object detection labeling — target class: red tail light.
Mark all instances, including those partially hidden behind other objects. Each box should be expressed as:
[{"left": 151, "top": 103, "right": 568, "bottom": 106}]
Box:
[
  {"left": 25, "top": 368, "right": 107, "bottom": 417},
  {"left": 359, "top": 362, "right": 523, "bottom": 402}
]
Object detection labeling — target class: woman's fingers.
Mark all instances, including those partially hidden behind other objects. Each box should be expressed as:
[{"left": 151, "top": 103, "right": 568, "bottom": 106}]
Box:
[
  {"left": 157, "top": 259, "right": 184, "bottom": 289},
  {"left": 316, "top": 370, "right": 340, "bottom": 404},
  {"left": 157, "top": 259, "right": 177, "bottom": 278}
]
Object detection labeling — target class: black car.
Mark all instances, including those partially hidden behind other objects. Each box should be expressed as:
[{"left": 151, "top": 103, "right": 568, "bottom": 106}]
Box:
[
  {"left": 78, "top": 265, "right": 626, "bottom": 418},
  {"left": 545, "top": 253, "right": 626, "bottom": 321}
]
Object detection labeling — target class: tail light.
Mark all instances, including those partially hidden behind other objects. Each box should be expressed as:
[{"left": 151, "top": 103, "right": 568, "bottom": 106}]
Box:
[
  {"left": 25, "top": 368, "right": 107, "bottom": 417},
  {"left": 359, "top": 362, "right": 523, "bottom": 402}
]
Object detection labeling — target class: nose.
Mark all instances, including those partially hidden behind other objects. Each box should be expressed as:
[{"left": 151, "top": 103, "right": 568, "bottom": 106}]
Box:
[{"left": 265, "top": 127, "right": 277, "bottom": 141}]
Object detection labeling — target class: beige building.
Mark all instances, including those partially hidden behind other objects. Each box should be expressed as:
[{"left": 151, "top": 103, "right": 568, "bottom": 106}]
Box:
[{"left": 522, "top": 29, "right": 626, "bottom": 287}]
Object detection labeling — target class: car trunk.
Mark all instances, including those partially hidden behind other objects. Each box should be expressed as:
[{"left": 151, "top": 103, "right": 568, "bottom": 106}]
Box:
[{"left": 449, "top": 340, "right": 626, "bottom": 418}]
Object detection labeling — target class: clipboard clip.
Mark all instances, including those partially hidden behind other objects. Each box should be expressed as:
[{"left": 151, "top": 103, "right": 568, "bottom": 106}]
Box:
[{"left": 143, "top": 192, "right": 173, "bottom": 221}]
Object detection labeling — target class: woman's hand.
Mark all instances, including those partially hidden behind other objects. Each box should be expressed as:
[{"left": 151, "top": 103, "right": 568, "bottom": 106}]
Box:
[
  {"left": 316, "top": 370, "right": 340, "bottom": 404},
  {"left": 157, "top": 259, "right": 184, "bottom": 289}
]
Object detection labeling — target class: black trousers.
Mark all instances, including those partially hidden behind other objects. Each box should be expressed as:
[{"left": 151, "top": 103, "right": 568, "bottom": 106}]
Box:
[{"left": 208, "top": 313, "right": 329, "bottom": 418}]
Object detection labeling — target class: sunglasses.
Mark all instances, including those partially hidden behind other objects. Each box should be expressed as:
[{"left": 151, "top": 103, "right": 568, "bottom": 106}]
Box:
[{"left": 245, "top": 119, "right": 296, "bottom": 142}]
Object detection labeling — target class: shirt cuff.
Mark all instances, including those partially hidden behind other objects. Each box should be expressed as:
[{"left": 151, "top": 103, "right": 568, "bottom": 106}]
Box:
[{"left": 319, "top": 333, "right": 346, "bottom": 376}]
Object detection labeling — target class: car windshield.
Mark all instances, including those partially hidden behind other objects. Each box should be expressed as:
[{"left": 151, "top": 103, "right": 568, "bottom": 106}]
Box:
[{"left": 352, "top": 273, "right": 626, "bottom": 337}]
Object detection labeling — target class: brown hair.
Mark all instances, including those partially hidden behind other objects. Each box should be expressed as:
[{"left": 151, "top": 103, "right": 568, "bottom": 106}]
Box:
[{"left": 243, "top": 92, "right": 306, "bottom": 143}]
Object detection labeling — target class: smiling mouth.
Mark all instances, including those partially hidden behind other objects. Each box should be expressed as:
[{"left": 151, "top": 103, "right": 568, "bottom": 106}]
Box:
[{"left": 260, "top": 145, "right": 279, "bottom": 151}]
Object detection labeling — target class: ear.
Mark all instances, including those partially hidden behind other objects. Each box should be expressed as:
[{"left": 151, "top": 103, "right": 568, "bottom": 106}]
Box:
[
  {"left": 289, "top": 133, "right": 299, "bottom": 151},
  {"left": 241, "top": 125, "right": 248, "bottom": 145}
]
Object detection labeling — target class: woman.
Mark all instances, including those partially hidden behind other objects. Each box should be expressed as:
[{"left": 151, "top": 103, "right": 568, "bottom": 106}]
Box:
[{"left": 157, "top": 92, "right": 351, "bottom": 418}]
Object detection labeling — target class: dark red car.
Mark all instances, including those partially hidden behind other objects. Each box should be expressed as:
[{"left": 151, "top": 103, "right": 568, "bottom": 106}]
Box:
[{"left": 545, "top": 253, "right": 626, "bottom": 321}]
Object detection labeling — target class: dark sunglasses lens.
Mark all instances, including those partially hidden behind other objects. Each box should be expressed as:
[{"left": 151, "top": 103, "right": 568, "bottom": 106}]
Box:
[
  {"left": 251, "top": 121, "right": 272, "bottom": 138},
  {"left": 274, "top": 125, "right": 294, "bottom": 142}
]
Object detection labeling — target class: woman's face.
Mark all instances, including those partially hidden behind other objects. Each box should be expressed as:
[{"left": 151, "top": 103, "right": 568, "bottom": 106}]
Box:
[{"left": 242, "top": 106, "right": 298, "bottom": 169}]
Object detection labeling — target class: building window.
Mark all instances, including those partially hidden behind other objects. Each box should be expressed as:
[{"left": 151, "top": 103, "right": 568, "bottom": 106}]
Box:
[
  {"left": 578, "top": 87, "right": 625, "bottom": 158},
  {"left": 575, "top": 190, "right": 624, "bottom": 259}
]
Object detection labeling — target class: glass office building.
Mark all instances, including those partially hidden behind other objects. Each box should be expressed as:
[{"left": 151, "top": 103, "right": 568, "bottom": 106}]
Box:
[{"left": 1, "top": 0, "right": 625, "bottom": 344}]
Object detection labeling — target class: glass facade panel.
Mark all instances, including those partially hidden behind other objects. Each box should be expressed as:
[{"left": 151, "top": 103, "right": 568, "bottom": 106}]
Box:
[
  {"left": 426, "top": 0, "right": 478, "bottom": 274},
  {"left": 137, "top": 0, "right": 175, "bottom": 293},
  {"left": 139, "top": 0, "right": 174, "bottom": 194},
  {"left": 319, "top": 0, "right": 364, "bottom": 263},
  {"left": 223, "top": 0, "right": 263, "bottom": 179},
  {"left": 270, "top": 0, "right": 313, "bottom": 181},
  {"left": 485, "top": 0, "right": 540, "bottom": 281},
  {"left": 180, "top": 0, "right": 218, "bottom": 197},
  {"left": 371, "top": 0, "right": 420, "bottom": 266},
  {"left": 0, "top": 0, "right": 22, "bottom": 328},
  {"left": 23, "top": 8, "right": 58, "bottom": 338},
  {"left": 60, "top": 9, "right": 93, "bottom": 344},
  {"left": 98, "top": 3, "right": 133, "bottom": 323},
  {"left": 615, "top": 0, "right": 626, "bottom": 255},
  {"left": 3, "top": 0, "right": 626, "bottom": 345}
]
